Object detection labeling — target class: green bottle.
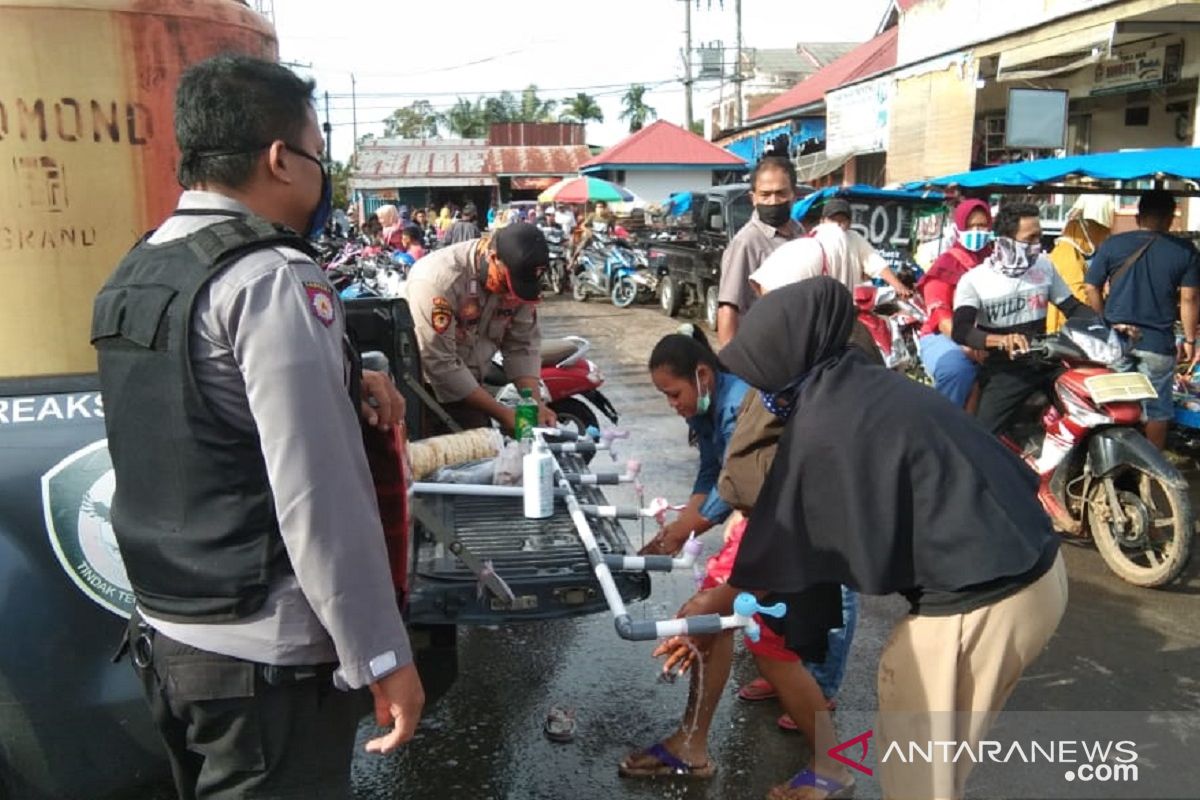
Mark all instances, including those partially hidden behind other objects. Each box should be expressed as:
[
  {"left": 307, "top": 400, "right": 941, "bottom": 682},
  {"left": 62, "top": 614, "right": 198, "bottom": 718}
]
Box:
[{"left": 514, "top": 387, "right": 538, "bottom": 442}]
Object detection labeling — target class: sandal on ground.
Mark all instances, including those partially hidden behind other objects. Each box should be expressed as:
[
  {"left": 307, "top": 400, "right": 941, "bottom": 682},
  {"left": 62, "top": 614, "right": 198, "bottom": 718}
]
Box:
[
  {"left": 543, "top": 707, "right": 576, "bottom": 743},
  {"left": 777, "top": 699, "right": 837, "bottom": 732},
  {"left": 737, "top": 677, "right": 778, "bottom": 702},
  {"left": 766, "top": 767, "right": 855, "bottom": 800},
  {"left": 618, "top": 742, "right": 716, "bottom": 779}
]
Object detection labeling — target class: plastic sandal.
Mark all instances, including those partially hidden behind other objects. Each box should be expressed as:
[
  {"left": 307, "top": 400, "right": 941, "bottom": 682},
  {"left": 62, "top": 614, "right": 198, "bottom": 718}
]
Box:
[
  {"left": 767, "top": 767, "right": 855, "bottom": 799},
  {"left": 737, "top": 677, "right": 779, "bottom": 702},
  {"left": 618, "top": 742, "right": 716, "bottom": 779}
]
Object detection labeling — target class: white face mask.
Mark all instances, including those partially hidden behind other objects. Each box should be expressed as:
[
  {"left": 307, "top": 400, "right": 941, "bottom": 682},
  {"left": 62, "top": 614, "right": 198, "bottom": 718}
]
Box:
[{"left": 695, "top": 371, "right": 711, "bottom": 415}]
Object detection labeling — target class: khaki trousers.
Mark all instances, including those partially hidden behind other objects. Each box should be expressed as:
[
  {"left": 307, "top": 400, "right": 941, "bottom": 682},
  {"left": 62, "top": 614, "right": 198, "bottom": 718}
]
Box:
[{"left": 877, "top": 552, "right": 1068, "bottom": 800}]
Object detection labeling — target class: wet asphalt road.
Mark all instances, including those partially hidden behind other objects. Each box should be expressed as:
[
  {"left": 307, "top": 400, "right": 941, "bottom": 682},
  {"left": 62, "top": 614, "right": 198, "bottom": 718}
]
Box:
[
  {"left": 130, "top": 296, "right": 1200, "bottom": 800},
  {"left": 350, "top": 296, "right": 1200, "bottom": 800}
]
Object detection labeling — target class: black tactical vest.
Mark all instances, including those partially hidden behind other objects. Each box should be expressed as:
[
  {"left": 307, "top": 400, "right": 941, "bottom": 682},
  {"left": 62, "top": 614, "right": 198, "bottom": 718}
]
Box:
[{"left": 91, "top": 214, "right": 322, "bottom": 622}]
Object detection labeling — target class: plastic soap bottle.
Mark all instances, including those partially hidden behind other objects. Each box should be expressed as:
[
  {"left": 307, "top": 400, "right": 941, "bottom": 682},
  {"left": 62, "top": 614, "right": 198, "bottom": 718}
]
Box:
[{"left": 523, "top": 440, "right": 554, "bottom": 519}]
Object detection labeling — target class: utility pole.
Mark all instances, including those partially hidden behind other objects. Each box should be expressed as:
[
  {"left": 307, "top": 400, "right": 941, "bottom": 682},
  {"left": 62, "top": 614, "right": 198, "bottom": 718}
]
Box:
[
  {"left": 734, "top": 0, "right": 743, "bottom": 127},
  {"left": 323, "top": 90, "right": 332, "bottom": 164},
  {"left": 682, "top": 0, "right": 694, "bottom": 131},
  {"left": 350, "top": 73, "right": 358, "bottom": 168}
]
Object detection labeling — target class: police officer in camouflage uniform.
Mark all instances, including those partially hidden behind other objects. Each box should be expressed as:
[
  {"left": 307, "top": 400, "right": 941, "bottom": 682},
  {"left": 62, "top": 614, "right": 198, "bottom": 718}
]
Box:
[
  {"left": 406, "top": 223, "right": 558, "bottom": 431},
  {"left": 91, "top": 55, "right": 423, "bottom": 800}
]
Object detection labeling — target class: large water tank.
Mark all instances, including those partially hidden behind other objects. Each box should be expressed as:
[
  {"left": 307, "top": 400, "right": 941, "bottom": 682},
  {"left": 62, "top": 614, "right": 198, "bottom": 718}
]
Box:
[{"left": 0, "top": 0, "right": 277, "bottom": 378}]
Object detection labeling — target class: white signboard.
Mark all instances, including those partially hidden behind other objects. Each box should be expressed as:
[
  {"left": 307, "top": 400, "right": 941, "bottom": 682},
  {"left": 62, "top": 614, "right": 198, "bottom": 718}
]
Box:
[
  {"left": 826, "top": 77, "right": 893, "bottom": 159},
  {"left": 1091, "top": 43, "right": 1177, "bottom": 96}
]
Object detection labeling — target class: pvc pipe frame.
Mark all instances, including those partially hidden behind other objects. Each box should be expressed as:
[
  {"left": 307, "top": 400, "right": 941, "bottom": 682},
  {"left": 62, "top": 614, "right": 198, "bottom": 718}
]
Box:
[{"left": 532, "top": 432, "right": 760, "bottom": 642}]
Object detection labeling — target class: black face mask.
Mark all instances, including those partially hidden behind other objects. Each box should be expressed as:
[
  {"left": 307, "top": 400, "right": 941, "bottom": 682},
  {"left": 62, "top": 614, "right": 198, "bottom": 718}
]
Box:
[{"left": 756, "top": 203, "right": 791, "bottom": 228}]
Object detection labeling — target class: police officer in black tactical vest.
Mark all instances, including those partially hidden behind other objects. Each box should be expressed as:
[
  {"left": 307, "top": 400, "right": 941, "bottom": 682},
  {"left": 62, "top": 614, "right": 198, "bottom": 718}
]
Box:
[{"left": 91, "top": 55, "right": 423, "bottom": 800}]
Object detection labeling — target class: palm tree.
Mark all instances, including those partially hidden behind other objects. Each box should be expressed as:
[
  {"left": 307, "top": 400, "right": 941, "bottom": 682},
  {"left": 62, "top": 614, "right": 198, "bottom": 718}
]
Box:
[
  {"left": 619, "top": 84, "right": 657, "bottom": 132},
  {"left": 559, "top": 93, "right": 605, "bottom": 125},
  {"left": 444, "top": 97, "right": 487, "bottom": 138},
  {"left": 518, "top": 85, "right": 557, "bottom": 123}
]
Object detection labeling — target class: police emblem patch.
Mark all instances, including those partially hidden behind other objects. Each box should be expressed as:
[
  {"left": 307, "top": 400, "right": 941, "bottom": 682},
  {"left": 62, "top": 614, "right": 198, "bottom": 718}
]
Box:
[
  {"left": 431, "top": 296, "right": 453, "bottom": 334},
  {"left": 304, "top": 282, "right": 336, "bottom": 327},
  {"left": 42, "top": 440, "right": 135, "bottom": 618}
]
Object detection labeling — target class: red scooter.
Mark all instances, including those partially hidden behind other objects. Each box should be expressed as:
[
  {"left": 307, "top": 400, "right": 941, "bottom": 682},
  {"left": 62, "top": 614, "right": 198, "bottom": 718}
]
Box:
[
  {"left": 1001, "top": 320, "right": 1192, "bottom": 587},
  {"left": 853, "top": 284, "right": 927, "bottom": 380},
  {"left": 487, "top": 335, "right": 619, "bottom": 435}
]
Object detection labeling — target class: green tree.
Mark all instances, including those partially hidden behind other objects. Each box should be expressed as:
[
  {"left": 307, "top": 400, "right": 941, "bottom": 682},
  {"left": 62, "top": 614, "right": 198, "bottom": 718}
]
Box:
[
  {"left": 483, "top": 91, "right": 519, "bottom": 124},
  {"left": 619, "top": 84, "right": 658, "bottom": 132},
  {"left": 444, "top": 97, "right": 488, "bottom": 138},
  {"left": 518, "top": 84, "right": 557, "bottom": 122},
  {"left": 689, "top": 120, "right": 705, "bottom": 137},
  {"left": 559, "top": 92, "right": 605, "bottom": 125},
  {"left": 329, "top": 159, "right": 351, "bottom": 209},
  {"left": 382, "top": 100, "right": 440, "bottom": 139}
]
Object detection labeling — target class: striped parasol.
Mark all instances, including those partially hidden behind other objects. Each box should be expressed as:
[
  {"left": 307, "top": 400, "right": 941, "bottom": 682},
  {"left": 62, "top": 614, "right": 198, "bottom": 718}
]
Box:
[{"left": 537, "top": 176, "right": 636, "bottom": 204}]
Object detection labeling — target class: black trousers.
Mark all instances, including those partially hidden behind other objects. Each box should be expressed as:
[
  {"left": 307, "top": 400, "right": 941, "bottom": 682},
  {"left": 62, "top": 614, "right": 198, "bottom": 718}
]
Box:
[
  {"left": 974, "top": 359, "right": 1062, "bottom": 435},
  {"left": 127, "top": 614, "right": 367, "bottom": 800}
]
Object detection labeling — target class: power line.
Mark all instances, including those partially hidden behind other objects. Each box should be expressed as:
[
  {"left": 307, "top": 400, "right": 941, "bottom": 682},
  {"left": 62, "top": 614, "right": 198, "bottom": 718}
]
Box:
[{"left": 326, "top": 79, "right": 677, "bottom": 100}]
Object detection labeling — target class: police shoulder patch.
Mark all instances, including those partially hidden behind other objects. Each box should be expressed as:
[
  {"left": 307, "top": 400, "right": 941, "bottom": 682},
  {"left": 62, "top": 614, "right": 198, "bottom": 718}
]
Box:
[
  {"left": 431, "top": 296, "right": 453, "bottom": 334},
  {"left": 304, "top": 281, "right": 336, "bottom": 327}
]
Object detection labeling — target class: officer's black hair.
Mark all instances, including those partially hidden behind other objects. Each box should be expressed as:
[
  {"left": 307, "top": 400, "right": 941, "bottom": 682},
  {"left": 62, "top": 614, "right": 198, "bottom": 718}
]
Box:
[
  {"left": 750, "top": 156, "right": 797, "bottom": 193},
  {"left": 994, "top": 202, "right": 1041, "bottom": 239},
  {"left": 175, "top": 55, "right": 316, "bottom": 189},
  {"left": 649, "top": 325, "right": 720, "bottom": 379}
]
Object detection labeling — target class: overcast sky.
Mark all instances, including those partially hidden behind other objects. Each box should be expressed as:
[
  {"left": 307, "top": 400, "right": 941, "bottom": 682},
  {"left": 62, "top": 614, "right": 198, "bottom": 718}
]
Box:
[{"left": 275, "top": 0, "right": 891, "bottom": 163}]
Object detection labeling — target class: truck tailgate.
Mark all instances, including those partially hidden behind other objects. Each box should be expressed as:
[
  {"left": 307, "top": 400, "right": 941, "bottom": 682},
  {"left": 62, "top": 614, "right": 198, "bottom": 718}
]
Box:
[{"left": 407, "top": 454, "right": 649, "bottom": 625}]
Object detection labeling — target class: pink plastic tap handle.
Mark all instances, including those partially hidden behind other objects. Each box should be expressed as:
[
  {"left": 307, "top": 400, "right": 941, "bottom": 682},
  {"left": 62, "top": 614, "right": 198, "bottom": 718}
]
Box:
[
  {"left": 601, "top": 428, "right": 630, "bottom": 444},
  {"left": 625, "top": 460, "right": 642, "bottom": 477},
  {"left": 683, "top": 536, "right": 704, "bottom": 557},
  {"left": 647, "top": 497, "right": 685, "bottom": 526}
]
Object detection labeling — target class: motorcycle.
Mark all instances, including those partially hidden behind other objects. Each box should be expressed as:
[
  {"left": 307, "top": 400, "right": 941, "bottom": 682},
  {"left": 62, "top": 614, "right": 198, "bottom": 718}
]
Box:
[
  {"left": 486, "top": 335, "right": 619, "bottom": 441},
  {"left": 572, "top": 233, "right": 647, "bottom": 308},
  {"left": 537, "top": 224, "right": 569, "bottom": 295},
  {"left": 853, "top": 283, "right": 928, "bottom": 382},
  {"left": 1001, "top": 319, "right": 1193, "bottom": 587}
]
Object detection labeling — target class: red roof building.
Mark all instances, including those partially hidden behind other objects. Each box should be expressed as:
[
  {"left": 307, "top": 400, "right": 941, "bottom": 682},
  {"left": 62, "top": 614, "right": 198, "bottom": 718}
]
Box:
[
  {"left": 749, "top": 27, "right": 899, "bottom": 123},
  {"left": 582, "top": 120, "right": 747, "bottom": 170},
  {"left": 581, "top": 120, "right": 747, "bottom": 203}
]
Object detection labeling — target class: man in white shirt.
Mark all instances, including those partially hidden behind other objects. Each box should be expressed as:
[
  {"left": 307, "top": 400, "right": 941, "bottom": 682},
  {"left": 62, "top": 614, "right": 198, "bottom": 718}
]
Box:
[{"left": 749, "top": 199, "right": 913, "bottom": 298}]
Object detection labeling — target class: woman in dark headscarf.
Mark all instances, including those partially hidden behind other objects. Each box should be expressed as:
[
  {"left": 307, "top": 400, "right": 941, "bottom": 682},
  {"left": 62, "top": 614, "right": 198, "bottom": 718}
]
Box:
[{"left": 703, "top": 277, "right": 1068, "bottom": 800}]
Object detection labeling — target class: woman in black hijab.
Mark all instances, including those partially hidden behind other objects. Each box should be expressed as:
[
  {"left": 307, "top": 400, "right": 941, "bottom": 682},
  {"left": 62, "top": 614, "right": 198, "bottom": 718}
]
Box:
[{"left": 703, "top": 277, "right": 1068, "bottom": 800}]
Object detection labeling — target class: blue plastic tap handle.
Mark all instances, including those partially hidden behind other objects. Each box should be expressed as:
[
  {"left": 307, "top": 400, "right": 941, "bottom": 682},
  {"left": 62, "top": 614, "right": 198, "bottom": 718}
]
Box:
[
  {"left": 585, "top": 425, "right": 601, "bottom": 440},
  {"left": 733, "top": 592, "right": 787, "bottom": 619}
]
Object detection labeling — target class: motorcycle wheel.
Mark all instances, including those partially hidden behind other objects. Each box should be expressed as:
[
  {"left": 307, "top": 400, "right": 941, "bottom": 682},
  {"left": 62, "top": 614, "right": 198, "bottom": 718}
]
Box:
[
  {"left": 611, "top": 275, "right": 637, "bottom": 308},
  {"left": 572, "top": 274, "right": 589, "bottom": 302},
  {"left": 659, "top": 275, "right": 682, "bottom": 317},
  {"left": 549, "top": 398, "right": 598, "bottom": 464},
  {"left": 1087, "top": 468, "right": 1192, "bottom": 587},
  {"left": 704, "top": 285, "right": 719, "bottom": 331}
]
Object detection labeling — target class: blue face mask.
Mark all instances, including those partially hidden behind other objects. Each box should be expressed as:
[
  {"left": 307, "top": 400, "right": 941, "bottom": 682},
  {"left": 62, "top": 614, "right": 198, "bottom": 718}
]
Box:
[
  {"left": 760, "top": 374, "right": 809, "bottom": 419},
  {"left": 695, "top": 371, "right": 711, "bottom": 415},
  {"left": 959, "top": 229, "right": 993, "bottom": 252}
]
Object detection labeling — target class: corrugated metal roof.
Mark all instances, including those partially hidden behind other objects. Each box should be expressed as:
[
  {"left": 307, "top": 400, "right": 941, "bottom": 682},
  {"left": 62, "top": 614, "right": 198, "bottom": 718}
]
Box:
[
  {"left": 751, "top": 43, "right": 860, "bottom": 77},
  {"left": 353, "top": 140, "right": 490, "bottom": 181},
  {"left": 485, "top": 145, "right": 592, "bottom": 176},
  {"left": 750, "top": 27, "right": 899, "bottom": 121}
]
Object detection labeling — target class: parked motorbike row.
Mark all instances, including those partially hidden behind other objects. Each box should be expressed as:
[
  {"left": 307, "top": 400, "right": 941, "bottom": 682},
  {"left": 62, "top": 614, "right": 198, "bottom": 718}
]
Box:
[
  {"left": 317, "top": 233, "right": 412, "bottom": 300},
  {"left": 551, "top": 229, "right": 658, "bottom": 308}
]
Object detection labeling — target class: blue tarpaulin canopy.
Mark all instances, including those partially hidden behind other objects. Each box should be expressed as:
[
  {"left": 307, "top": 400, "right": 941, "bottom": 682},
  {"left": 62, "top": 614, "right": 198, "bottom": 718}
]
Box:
[
  {"left": 663, "top": 192, "right": 695, "bottom": 217},
  {"left": 902, "top": 148, "right": 1200, "bottom": 192},
  {"left": 791, "top": 184, "right": 945, "bottom": 222}
]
